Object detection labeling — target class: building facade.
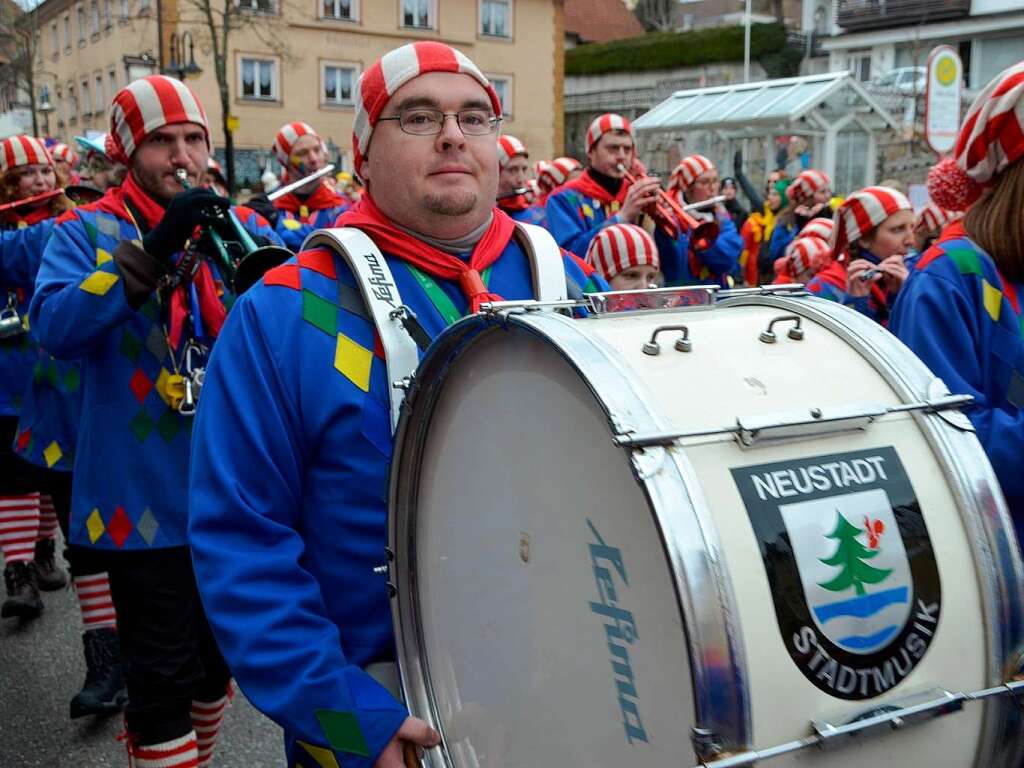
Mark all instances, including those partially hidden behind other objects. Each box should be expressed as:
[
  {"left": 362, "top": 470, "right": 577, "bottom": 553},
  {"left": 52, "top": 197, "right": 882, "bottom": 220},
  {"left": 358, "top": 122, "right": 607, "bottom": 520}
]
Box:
[{"left": 30, "top": 0, "right": 563, "bottom": 186}]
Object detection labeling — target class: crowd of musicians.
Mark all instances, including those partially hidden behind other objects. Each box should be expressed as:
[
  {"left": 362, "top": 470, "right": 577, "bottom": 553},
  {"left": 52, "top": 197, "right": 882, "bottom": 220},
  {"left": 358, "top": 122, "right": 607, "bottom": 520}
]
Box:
[{"left": 0, "top": 38, "right": 1022, "bottom": 768}]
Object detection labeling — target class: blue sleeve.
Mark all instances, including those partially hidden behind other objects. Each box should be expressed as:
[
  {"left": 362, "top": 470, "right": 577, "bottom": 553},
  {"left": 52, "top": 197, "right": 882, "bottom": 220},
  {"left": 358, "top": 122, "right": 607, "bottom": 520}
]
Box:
[
  {"left": 29, "top": 216, "right": 136, "bottom": 360},
  {"left": 188, "top": 295, "right": 406, "bottom": 768},
  {"left": 237, "top": 208, "right": 285, "bottom": 248},
  {"left": 274, "top": 216, "right": 314, "bottom": 252},
  {"left": 891, "top": 270, "right": 1024, "bottom": 505},
  {"left": 654, "top": 227, "right": 690, "bottom": 285},
  {"left": 545, "top": 191, "right": 618, "bottom": 257},
  {"left": 769, "top": 223, "right": 794, "bottom": 262},
  {"left": 698, "top": 218, "right": 742, "bottom": 278},
  {"left": 0, "top": 220, "right": 54, "bottom": 288}
]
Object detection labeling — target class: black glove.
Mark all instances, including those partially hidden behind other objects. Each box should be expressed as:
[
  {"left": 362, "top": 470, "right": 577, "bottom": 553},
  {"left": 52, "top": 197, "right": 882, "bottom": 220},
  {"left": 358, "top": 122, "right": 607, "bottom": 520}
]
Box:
[
  {"left": 141, "top": 187, "right": 231, "bottom": 263},
  {"left": 243, "top": 195, "right": 280, "bottom": 228},
  {"left": 734, "top": 150, "right": 743, "bottom": 175}
]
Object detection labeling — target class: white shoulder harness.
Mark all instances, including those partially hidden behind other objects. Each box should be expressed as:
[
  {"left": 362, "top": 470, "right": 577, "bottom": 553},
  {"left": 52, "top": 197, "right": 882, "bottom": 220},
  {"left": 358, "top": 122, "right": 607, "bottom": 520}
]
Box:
[{"left": 302, "top": 222, "right": 567, "bottom": 432}]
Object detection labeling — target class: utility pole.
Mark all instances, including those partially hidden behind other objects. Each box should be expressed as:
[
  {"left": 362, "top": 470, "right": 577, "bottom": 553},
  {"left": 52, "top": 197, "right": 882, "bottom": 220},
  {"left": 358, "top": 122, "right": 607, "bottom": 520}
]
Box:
[{"left": 743, "top": 0, "right": 752, "bottom": 83}]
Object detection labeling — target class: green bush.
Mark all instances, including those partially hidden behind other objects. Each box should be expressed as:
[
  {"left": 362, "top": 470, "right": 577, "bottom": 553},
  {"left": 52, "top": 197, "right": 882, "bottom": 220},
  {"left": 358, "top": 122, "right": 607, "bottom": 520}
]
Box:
[{"left": 565, "top": 23, "right": 789, "bottom": 76}]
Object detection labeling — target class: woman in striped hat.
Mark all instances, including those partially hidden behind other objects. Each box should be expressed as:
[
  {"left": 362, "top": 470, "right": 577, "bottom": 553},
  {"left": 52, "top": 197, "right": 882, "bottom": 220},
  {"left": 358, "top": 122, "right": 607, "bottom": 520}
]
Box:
[
  {"left": 534, "top": 156, "right": 582, "bottom": 204},
  {"left": 805, "top": 185, "right": 914, "bottom": 324},
  {"left": 50, "top": 142, "right": 81, "bottom": 185},
  {"left": 658, "top": 154, "right": 743, "bottom": 288},
  {"left": 585, "top": 222, "right": 662, "bottom": 290},
  {"left": 891, "top": 61, "right": 1024, "bottom": 543},
  {"left": 784, "top": 233, "right": 832, "bottom": 285},
  {"left": 768, "top": 168, "right": 833, "bottom": 265},
  {"left": 913, "top": 200, "right": 962, "bottom": 253}
]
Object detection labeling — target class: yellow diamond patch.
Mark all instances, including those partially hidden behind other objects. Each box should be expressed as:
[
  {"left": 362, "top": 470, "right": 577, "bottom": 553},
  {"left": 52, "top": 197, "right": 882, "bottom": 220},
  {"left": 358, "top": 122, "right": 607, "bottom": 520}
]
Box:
[
  {"left": 79, "top": 270, "right": 119, "bottom": 296},
  {"left": 43, "top": 441, "right": 63, "bottom": 468},
  {"left": 296, "top": 742, "right": 339, "bottom": 768},
  {"left": 334, "top": 332, "right": 372, "bottom": 392},
  {"left": 610, "top": 200, "right": 621, "bottom": 213},
  {"left": 96, "top": 248, "right": 112, "bottom": 265},
  {"left": 982, "top": 279, "right": 1002, "bottom": 322},
  {"left": 581, "top": 203, "right": 594, "bottom": 219},
  {"left": 299, "top": 205, "right": 310, "bottom": 219},
  {"left": 283, "top": 218, "right": 302, "bottom": 231},
  {"left": 86, "top": 508, "right": 105, "bottom": 544}
]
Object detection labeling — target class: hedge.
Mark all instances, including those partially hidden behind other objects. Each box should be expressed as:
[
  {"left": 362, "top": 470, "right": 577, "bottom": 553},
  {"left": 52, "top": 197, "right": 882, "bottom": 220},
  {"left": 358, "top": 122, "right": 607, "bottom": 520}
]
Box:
[{"left": 565, "top": 23, "right": 791, "bottom": 77}]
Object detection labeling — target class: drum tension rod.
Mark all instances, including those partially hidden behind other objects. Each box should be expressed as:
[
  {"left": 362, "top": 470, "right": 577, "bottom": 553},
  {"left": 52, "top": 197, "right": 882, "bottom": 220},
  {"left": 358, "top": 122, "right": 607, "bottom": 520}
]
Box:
[{"left": 691, "top": 680, "right": 1024, "bottom": 768}]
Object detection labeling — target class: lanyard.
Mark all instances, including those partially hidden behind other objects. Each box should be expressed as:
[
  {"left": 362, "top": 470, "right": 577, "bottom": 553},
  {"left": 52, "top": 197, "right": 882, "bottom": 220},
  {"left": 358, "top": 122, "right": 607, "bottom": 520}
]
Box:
[{"left": 404, "top": 263, "right": 494, "bottom": 326}]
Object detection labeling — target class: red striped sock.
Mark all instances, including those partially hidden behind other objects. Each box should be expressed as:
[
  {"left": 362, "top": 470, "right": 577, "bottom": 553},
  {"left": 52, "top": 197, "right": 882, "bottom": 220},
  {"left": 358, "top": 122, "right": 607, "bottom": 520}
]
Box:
[
  {"left": 191, "top": 695, "right": 230, "bottom": 766},
  {"left": 74, "top": 573, "right": 117, "bottom": 631},
  {"left": 129, "top": 732, "right": 199, "bottom": 768},
  {"left": 0, "top": 493, "right": 41, "bottom": 564},
  {"left": 37, "top": 494, "right": 59, "bottom": 540}
]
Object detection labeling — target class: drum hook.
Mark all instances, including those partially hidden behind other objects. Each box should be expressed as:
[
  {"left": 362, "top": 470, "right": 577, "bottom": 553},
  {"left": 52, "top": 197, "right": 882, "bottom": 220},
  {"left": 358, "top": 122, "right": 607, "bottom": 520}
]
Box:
[
  {"left": 759, "top": 314, "right": 805, "bottom": 344},
  {"left": 642, "top": 324, "right": 692, "bottom": 356}
]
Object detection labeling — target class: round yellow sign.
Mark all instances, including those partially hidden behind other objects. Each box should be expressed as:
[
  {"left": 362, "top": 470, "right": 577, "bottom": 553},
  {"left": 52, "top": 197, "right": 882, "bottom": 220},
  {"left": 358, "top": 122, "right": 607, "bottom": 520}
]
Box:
[{"left": 936, "top": 55, "right": 958, "bottom": 87}]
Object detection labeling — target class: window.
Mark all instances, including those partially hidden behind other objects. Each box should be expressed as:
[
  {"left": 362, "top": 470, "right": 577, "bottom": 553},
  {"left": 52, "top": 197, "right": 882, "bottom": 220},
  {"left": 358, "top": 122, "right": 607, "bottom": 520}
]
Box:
[
  {"left": 55, "top": 85, "right": 64, "bottom": 126},
  {"left": 239, "top": 57, "right": 277, "bottom": 100},
  {"left": 104, "top": 0, "right": 112, "bottom": 28},
  {"left": 237, "top": 0, "right": 274, "bottom": 12},
  {"left": 321, "top": 62, "right": 358, "bottom": 105},
  {"left": 480, "top": 0, "right": 510, "bottom": 38},
  {"left": 847, "top": 51, "right": 871, "bottom": 82},
  {"left": 488, "top": 74, "right": 512, "bottom": 118},
  {"left": 120, "top": 0, "right": 129, "bottom": 19},
  {"left": 90, "top": 0, "right": 100, "bottom": 33},
  {"left": 108, "top": 69, "right": 117, "bottom": 98},
  {"left": 138, "top": 0, "right": 151, "bottom": 13},
  {"left": 80, "top": 78, "right": 91, "bottom": 114},
  {"left": 77, "top": 5, "right": 86, "bottom": 41},
  {"left": 50, "top": 22, "right": 58, "bottom": 55},
  {"left": 322, "top": 0, "right": 355, "bottom": 21},
  {"left": 63, "top": 14, "right": 71, "bottom": 50},
  {"left": 402, "top": 0, "right": 434, "bottom": 29},
  {"left": 94, "top": 74, "right": 104, "bottom": 113},
  {"left": 68, "top": 83, "right": 78, "bottom": 122}
]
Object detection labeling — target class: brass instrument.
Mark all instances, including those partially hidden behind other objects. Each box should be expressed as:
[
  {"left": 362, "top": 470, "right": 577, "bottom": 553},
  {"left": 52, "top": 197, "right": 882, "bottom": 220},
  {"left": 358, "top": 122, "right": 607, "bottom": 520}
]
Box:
[
  {"left": 616, "top": 163, "right": 719, "bottom": 252},
  {"left": 175, "top": 168, "right": 291, "bottom": 295}
]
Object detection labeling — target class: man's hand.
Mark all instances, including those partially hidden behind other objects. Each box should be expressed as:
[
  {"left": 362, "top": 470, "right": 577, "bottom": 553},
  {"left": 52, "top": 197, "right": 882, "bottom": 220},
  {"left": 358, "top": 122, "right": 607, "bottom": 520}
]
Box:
[
  {"left": 374, "top": 716, "right": 441, "bottom": 767},
  {"left": 618, "top": 176, "right": 662, "bottom": 223},
  {"left": 142, "top": 187, "right": 231, "bottom": 263}
]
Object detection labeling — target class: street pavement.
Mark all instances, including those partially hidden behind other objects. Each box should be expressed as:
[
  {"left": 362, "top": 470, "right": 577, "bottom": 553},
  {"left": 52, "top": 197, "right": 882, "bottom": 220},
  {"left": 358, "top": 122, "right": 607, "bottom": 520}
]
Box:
[{"left": 0, "top": 568, "right": 284, "bottom": 767}]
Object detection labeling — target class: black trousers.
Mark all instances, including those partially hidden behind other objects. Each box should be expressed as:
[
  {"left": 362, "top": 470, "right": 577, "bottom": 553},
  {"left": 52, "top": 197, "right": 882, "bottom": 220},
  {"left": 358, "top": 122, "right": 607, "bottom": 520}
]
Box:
[{"left": 107, "top": 546, "right": 231, "bottom": 744}]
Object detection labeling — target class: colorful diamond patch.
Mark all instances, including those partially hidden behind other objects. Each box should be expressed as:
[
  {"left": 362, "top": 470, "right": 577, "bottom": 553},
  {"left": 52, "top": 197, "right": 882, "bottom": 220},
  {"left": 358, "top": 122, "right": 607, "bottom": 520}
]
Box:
[
  {"left": 334, "top": 332, "right": 372, "bottom": 392},
  {"left": 315, "top": 710, "right": 369, "bottom": 757},
  {"left": 42, "top": 441, "right": 62, "bottom": 468},
  {"left": 296, "top": 741, "right": 340, "bottom": 768},
  {"left": 79, "top": 270, "right": 119, "bottom": 296},
  {"left": 303, "top": 290, "right": 337, "bottom": 336},
  {"left": 86, "top": 508, "right": 105, "bottom": 544},
  {"left": 106, "top": 506, "right": 132, "bottom": 548}
]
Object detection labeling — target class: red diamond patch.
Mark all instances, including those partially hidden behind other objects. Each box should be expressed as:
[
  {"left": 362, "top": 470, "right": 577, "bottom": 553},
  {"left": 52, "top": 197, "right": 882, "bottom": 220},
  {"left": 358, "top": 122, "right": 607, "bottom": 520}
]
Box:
[
  {"left": 107, "top": 506, "right": 133, "bottom": 548},
  {"left": 129, "top": 368, "right": 153, "bottom": 404},
  {"left": 16, "top": 429, "right": 31, "bottom": 452}
]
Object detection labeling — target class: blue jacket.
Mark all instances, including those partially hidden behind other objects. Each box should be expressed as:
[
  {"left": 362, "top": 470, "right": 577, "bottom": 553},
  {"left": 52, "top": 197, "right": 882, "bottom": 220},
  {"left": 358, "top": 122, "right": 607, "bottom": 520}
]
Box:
[
  {"left": 545, "top": 176, "right": 626, "bottom": 257},
  {"left": 890, "top": 223, "right": 1024, "bottom": 542},
  {"left": 188, "top": 235, "right": 604, "bottom": 768},
  {"left": 29, "top": 194, "right": 282, "bottom": 549},
  {"left": 655, "top": 217, "right": 743, "bottom": 287},
  {"left": 274, "top": 201, "right": 350, "bottom": 252},
  {"left": 502, "top": 204, "right": 547, "bottom": 228},
  {"left": 0, "top": 220, "right": 56, "bottom": 417},
  {"left": 768, "top": 220, "right": 797, "bottom": 263}
]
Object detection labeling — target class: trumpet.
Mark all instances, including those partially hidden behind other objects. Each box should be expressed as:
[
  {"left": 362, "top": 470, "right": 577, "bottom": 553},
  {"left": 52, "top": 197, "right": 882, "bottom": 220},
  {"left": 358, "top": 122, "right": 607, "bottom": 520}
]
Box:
[
  {"left": 616, "top": 164, "right": 719, "bottom": 251},
  {"left": 175, "top": 169, "right": 292, "bottom": 295}
]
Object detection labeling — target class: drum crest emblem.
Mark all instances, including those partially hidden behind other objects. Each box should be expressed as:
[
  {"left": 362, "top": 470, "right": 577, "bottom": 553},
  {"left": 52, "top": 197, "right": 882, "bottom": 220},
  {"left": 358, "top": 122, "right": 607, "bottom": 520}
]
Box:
[{"left": 731, "top": 447, "right": 941, "bottom": 700}]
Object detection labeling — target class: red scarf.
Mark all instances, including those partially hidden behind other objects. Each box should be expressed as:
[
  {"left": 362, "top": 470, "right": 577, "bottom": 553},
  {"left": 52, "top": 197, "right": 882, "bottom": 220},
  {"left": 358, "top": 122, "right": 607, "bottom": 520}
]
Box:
[
  {"left": 2, "top": 201, "right": 55, "bottom": 228},
  {"left": 337, "top": 196, "right": 516, "bottom": 313},
  {"left": 561, "top": 169, "right": 631, "bottom": 208},
  {"left": 498, "top": 194, "right": 531, "bottom": 212},
  {"left": 273, "top": 181, "right": 346, "bottom": 216},
  {"left": 104, "top": 173, "right": 227, "bottom": 349}
]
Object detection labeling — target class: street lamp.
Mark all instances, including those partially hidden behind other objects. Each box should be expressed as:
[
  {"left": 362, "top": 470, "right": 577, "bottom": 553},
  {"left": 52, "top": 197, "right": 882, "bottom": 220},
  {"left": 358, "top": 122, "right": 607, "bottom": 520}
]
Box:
[
  {"left": 165, "top": 31, "right": 202, "bottom": 81},
  {"left": 37, "top": 86, "right": 56, "bottom": 137}
]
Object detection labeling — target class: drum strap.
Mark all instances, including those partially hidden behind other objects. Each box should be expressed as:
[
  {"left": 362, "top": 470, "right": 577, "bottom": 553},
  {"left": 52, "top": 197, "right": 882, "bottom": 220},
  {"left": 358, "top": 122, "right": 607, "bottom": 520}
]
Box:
[
  {"left": 303, "top": 222, "right": 567, "bottom": 433},
  {"left": 301, "top": 227, "right": 419, "bottom": 433}
]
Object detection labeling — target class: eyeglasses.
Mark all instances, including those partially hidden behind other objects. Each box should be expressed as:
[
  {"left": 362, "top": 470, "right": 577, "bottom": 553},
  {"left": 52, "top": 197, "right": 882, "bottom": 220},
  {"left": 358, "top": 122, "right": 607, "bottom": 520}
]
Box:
[{"left": 377, "top": 108, "right": 501, "bottom": 137}]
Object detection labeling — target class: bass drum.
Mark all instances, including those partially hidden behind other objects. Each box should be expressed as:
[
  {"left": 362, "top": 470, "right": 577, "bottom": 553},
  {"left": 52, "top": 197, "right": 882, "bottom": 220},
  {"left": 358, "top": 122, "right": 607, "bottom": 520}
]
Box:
[{"left": 387, "top": 290, "right": 1024, "bottom": 768}]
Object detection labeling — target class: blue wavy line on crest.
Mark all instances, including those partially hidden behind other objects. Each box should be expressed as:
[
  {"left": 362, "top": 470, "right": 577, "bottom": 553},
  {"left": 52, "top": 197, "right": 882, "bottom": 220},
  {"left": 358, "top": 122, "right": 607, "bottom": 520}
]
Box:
[
  {"left": 837, "top": 624, "right": 900, "bottom": 649},
  {"left": 813, "top": 586, "right": 909, "bottom": 623}
]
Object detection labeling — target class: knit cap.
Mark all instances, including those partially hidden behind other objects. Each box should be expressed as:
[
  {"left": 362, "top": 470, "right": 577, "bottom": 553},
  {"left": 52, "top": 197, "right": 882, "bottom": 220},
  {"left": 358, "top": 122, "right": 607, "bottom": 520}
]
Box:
[
  {"left": 497, "top": 135, "right": 527, "bottom": 168},
  {"left": 0, "top": 136, "right": 52, "bottom": 174},
  {"left": 832, "top": 186, "right": 911, "bottom": 257},
  {"left": 669, "top": 154, "right": 715, "bottom": 192},
  {"left": 585, "top": 113, "right": 634, "bottom": 151},
  {"left": 108, "top": 75, "right": 210, "bottom": 164},
  {"left": 786, "top": 169, "right": 831, "bottom": 205},
  {"left": 585, "top": 222, "right": 659, "bottom": 281}
]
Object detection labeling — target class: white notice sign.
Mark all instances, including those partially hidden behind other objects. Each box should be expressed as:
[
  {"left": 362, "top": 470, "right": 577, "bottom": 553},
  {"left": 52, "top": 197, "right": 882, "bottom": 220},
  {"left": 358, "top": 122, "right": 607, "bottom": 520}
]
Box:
[{"left": 925, "top": 45, "right": 963, "bottom": 155}]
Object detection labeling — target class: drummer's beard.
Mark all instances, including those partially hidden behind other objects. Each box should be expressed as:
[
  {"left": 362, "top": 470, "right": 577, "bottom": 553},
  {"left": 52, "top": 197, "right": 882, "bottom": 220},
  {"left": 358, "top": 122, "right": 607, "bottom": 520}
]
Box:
[{"left": 424, "top": 190, "right": 477, "bottom": 216}]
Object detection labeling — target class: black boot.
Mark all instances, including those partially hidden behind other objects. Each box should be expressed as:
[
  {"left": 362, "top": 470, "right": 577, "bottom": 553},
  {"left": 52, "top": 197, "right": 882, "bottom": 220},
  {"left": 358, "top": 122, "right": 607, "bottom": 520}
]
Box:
[
  {"left": 1, "top": 561, "right": 44, "bottom": 619},
  {"left": 70, "top": 627, "right": 128, "bottom": 718},
  {"left": 33, "top": 537, "right": 68, "bottom": 591}
]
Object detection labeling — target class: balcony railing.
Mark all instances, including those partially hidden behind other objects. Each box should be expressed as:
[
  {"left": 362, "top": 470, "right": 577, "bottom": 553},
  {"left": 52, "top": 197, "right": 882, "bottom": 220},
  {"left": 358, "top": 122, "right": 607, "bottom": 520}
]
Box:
[{"left": 837, "top": 0, "right": 970, "bottom": 32}]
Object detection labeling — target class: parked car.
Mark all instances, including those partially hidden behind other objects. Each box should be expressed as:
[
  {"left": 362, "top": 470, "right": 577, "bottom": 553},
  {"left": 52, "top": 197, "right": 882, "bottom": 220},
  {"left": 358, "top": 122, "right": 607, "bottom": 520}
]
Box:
[{"left": 871, "top": 66, "right": 927, "bottom": 95}]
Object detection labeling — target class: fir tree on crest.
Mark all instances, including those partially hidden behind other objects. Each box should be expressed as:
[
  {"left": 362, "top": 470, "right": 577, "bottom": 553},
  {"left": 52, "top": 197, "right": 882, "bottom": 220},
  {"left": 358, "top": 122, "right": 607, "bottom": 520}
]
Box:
[{"left": 818, "top": 510, "right": 891, "bottom": 596}]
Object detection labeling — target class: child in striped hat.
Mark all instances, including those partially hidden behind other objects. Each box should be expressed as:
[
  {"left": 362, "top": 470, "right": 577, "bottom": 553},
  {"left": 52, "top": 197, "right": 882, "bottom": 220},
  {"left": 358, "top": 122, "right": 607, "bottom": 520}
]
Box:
[
  {"left": 891, "top": 61, "right": 1024, "bottom": 543},
  {"left": 805, "top": 185, "right": 913, "bottom": 324},
  {"left": 784, "top": 234, "right": 832, "bottom": 284},
  {"left": 496, "top": 135, "right": 546, "bottom": 226},
  {"left": 267, "top": 121, "right": 349, "bottom": 251},
  {"left": 586, "top": 222, "right": 662, "bottom": 290},
  {"left": 658, "top": 154, "right": 744, "bottom": 288},
  {"left": 913, "top": 200, "right": 962, "bottom": 253},
  {"left": 545, "top": 112, "right": 662, "bottom": 258},
  {"left": 768, "top": 169, "right": 833, "bottom": 266},
  {"left": 535, "top": 156, "right": 582, "bottom": 203}
]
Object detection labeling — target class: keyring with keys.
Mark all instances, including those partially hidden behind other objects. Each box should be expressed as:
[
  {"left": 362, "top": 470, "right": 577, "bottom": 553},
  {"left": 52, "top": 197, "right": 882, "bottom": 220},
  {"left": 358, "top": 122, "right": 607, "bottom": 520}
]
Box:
[{"left": 0, "top": 292, "right": 25, "bottom": 339}]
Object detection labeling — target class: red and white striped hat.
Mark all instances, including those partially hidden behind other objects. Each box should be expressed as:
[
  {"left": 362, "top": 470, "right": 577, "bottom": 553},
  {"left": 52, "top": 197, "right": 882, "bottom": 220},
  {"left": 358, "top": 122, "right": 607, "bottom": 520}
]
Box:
[
  {"left": 50, "top": 143, "right": 78, "bottom": 167},
  {"left": 586, "top": 113, "right": 634, "bottom": 151},
  {"left": 352, "top": 41, "right": 501, "bottom": 177},
  {"left": 0, "top": 136, "right": 52, "bottom": 175},
  {"left": 788, "top": 235, "right": 832, "bottom": 277},
  {"left": 585, "top": 223, "right": 659, "bottom": 281},
  {"left": 796, "top": 217, "right": 834, "bottom": 244},
  {"left": 108, "top": 75, "right": 210, "bottom": 164},
  {"left": 928, "top": 61, "right": 1024, "bottom": 211},
  {"left": 832, "top": 186, "right": 912, "bottom": 257},
  {"left": 537, "top": 156, "right": 582, "bottom": 192},
  {"left": 914, "top": 201, "right": 962, "bottom": 235},
  {"left": 786, "top": 169, "right": 832, "bottom": 205},
  {"left": 669, "top": 154, "right": 715, "bottom": 192},
  {"left": 497, "top": 135, "right": 527, "bottom": 167},
  {"left": 273, "top": 121, "right": 320, "bottom": 168}
]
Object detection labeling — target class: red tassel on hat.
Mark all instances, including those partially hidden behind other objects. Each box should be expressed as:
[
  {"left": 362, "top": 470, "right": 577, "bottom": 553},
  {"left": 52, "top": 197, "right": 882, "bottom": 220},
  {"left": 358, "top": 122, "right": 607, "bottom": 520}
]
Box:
[{"left": 928, "top": 156, "right": 984, "bottom": 212}]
